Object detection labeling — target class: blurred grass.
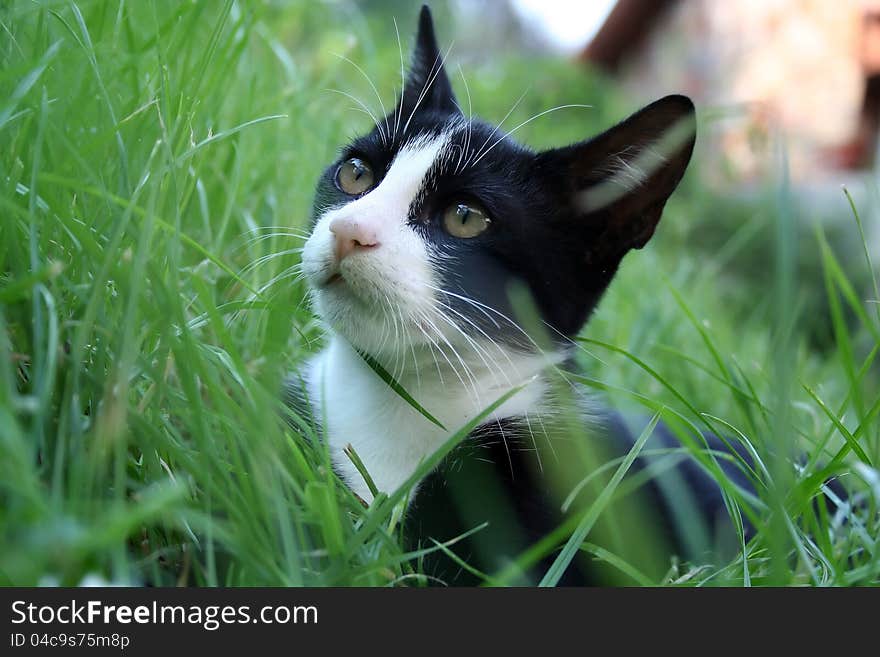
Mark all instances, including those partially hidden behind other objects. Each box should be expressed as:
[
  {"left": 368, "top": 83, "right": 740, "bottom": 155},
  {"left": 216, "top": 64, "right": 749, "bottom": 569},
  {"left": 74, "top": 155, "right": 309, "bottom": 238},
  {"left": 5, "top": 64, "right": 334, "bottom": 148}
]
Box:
[{"left": 1, "top": 0, "right": 878, "bottom": 586}]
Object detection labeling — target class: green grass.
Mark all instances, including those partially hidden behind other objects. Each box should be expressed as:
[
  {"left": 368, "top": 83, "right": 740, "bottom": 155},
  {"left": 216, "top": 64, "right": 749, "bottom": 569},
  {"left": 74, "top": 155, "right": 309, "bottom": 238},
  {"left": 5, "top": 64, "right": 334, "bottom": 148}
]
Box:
[{"left": 1, "top": 1, "right": 878, "bottom": 586}]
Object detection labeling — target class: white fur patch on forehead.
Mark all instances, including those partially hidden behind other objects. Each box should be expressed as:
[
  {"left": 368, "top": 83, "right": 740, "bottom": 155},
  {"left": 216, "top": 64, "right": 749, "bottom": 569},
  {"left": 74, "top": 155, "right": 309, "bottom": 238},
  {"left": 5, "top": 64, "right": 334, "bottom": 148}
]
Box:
[{"left": 381, "top": 130, "right": 453, "bottom": 212}]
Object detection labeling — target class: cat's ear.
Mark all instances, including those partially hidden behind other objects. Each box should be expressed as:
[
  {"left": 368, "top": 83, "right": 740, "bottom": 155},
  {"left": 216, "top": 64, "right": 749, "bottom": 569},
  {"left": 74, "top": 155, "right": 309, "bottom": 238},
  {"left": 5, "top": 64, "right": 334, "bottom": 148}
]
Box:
[
  {"left": 539, "top": 95, "right": 696, "bottom": 265},
  {"left": 400, "top": 5, "right": 458, "bottom": 116}
]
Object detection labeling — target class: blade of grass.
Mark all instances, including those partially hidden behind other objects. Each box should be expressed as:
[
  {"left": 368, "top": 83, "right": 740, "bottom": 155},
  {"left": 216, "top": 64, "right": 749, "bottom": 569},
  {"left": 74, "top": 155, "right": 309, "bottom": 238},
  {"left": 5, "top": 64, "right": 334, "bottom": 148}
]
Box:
[
  {"left": 538, "top": 411, "right": 659, "bottom": 587},
  {"left": 356, "top": 349, "right": 446, "bottom": 431}
]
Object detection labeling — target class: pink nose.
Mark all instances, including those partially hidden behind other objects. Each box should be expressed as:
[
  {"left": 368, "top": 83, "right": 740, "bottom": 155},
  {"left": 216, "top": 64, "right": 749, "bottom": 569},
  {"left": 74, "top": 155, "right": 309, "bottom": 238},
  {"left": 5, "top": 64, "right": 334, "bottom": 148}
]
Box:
[{"left": 329, "top": 217, "right": 380, "bottom": 261}]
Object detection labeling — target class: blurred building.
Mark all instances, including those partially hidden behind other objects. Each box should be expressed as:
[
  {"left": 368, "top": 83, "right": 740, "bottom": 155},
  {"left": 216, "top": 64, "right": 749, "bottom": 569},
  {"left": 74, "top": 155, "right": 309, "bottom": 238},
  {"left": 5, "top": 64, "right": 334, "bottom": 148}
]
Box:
[{"left": 581, "top": 0, "right": 880, "bottom": 186}]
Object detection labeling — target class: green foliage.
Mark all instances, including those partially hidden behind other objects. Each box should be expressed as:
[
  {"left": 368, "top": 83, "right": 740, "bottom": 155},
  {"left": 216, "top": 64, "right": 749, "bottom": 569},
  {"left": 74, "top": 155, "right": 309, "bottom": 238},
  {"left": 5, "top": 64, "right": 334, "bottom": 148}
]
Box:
[{"left": 1, "top": 0, "right": 877, "bottom": 586}]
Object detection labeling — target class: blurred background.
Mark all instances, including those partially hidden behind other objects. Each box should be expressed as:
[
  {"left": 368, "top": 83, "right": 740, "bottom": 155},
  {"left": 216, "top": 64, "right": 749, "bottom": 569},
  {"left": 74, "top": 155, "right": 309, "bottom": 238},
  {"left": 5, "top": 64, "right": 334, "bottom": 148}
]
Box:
[{"left": 443, "top": 0, "right": 880, "bottom": 184}]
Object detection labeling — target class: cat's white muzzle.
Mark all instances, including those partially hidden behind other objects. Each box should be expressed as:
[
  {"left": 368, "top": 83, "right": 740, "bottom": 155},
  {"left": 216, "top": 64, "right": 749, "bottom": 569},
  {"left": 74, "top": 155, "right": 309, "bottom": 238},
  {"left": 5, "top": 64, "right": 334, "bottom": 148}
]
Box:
[{"left": 301, "top": 204, "right": 438, "bottom": 356}]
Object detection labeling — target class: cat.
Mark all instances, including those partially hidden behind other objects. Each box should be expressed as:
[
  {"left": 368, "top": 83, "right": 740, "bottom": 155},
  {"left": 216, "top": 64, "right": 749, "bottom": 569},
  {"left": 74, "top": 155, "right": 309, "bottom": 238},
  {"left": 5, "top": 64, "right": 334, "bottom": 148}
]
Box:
[{"left": 288, "top": 5, "right": 757, "bottom": 585}]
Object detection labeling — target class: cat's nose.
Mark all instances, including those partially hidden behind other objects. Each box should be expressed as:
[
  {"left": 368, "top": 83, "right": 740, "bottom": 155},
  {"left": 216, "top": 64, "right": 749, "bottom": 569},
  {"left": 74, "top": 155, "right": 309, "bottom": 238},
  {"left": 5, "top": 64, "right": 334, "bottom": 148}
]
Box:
[{"left": 329, "top": 217, "right": 380, "bottom": 261}]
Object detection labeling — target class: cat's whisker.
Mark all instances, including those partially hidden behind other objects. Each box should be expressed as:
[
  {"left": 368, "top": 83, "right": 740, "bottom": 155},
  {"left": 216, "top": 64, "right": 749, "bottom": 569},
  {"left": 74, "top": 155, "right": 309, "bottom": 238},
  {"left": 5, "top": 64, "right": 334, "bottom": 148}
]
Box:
[
  {"left": 423, "top": 283, "right": 541, "bottom": 353},
  {"left": 238, "top": 249, "right": 301, "bottom": 276},
  {"left": 325, "top": 88, "right": 388, "bottom": 146},
  {"left": 392, "top": 16, "right": 406, "bottom": 143},
  {"left": 422, "top": 278, "right": 502, "bottom": 330},
  {"left": 428, "top": 311, "right": 557, "bottom": 475},
  {"left": 429, "top": 291, "right": 507, "bottom": 348},
  {"left": 471, "top": 104, "right": 593, "bottom": 168},
  {"left": 242, "top": 232, "right": 309, "bottom": 246},
  {"left": 344, "top": 107, "right": 389, "bottom": 141},
  {"left": 428, "top": 297, "right": 516, "bottom": 387},
  {"left": 226, "top": 280, "right": 299, "bottom": 328},
  {"left": 464, "top": 87, "right": 530, "bottom": 170},
  {"left": 256, "top": 264, "right": 305, "bottom": 296},
  {"left": 430, "top": 309, "right": 514, "bottom": 406},
  {"left": 437, "top": 295, "right": 558, "bottom": 468},
  {"left": 535, "top": 319, "right": 609, "bottom": 391},
  {"left": 402, "top": 40, "right": 455, "bottom": 136},
  {"left": 493, "top": 418, "right": 516, "bottom": 483},
  {"left": 241, "top": 225, "right": 312, "bottom": 236},
  {"left": 237, "top": 227, "right": 309, "bottom": 242},
  {"left": 248, "top": 262, "right": 303, "bottom": 287},
  {"left": 422, "top": 307, "right": 523, "bottom": 480},
  {"left": 429, "top": 303, "right": 496, "bottom": 366},
  {"left": 519, "top": 411, "right": 546, "bottom": 473},
  {"left": 377, "top": 291, "right": 407, "bottom": 382},
  {"left": 245, "top": 225, "right": 309, "bottom": 230},
  {"left": 258, "top": 284, "right": 313, "bottom": 338},
  {"left": 332, "top": 52, "right": 391, "bottom": 147},
  {"left": 408, "top": 325, "right": 422, "bottom": 391},
  {"left": 415, "top": 310, "right": 466, "bottom": 390},
  {"left": 418, "top": 309, "right": 486, "bottom": 402},
  {"left": 389, "top": 297, "right": 407, "bottom": 382},
  {"left": 292, "top": 286, "right": 315, "bottom": 317},
  {"left": 446, "top": 142, "right": 465, "bottom": 173},
  {"left": 424, "top": 288, "right": 572, "bottom": 448},
  {"left": 455, "top": 64, "right": 474, "bottom": 176},
  {"left": 389, "top": 301, "right": 407, "bottom": 382},
  {"left": 374, "top": 293, "right": 391, "bottom": 355},
  {"left": 413, "top": 319, "right": 446, "bottom": 386},
  {"left": 416, "top": 309, "right": 481, "bottom": 400},
  {"left": 374, "top": 293, "right": 391, "bottom": 360},
  {"left": 532, "top": 407, "right": 556, "bottom": 467},
  {"left": 260, "top": 273, "right": 307, "bottom": 304},
  {"left": 389, "top": 302, "right": 422, "bottom": 388}
]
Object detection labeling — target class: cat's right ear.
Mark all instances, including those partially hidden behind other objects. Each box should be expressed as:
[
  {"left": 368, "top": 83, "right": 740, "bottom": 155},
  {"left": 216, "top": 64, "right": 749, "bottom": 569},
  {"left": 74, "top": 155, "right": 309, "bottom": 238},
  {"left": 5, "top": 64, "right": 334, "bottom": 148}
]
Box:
[
  {"left": 399, "top": 5, "right": 458, "bottom": 116},
  {"left": 538, "top": 95, "right": 696, "bottom": 267}
]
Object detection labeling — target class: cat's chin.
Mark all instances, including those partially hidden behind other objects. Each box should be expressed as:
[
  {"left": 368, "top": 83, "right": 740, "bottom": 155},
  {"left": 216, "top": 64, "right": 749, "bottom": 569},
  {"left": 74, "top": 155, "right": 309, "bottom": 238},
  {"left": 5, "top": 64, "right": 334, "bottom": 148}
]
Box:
[
  {"left": 312, "top": 290, "right": 420, "bottom": 354},
  {"left": 324, "top": 324, "right": 425, "bottom": 360},
  {"left": 322, "top": 272, "right": 344, "bottom": 287}
]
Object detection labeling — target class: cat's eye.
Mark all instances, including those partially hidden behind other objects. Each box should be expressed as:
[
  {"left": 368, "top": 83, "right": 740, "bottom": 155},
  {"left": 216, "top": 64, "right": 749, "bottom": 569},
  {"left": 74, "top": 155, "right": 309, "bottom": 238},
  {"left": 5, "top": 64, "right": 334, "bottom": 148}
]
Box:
[
  {"left": 336, "top": 157, "right": 375, "bottom": 196},
  {"left": 442, "top": 202, "right": 491, "bottom": 239}
]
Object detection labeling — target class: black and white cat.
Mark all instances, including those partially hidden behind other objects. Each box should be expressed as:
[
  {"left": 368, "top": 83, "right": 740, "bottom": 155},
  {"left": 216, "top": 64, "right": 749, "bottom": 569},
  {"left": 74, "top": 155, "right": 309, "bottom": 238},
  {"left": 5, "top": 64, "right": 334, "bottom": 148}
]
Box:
[{"left": 291, "top": 6, "right": 747, "bottom": 584}]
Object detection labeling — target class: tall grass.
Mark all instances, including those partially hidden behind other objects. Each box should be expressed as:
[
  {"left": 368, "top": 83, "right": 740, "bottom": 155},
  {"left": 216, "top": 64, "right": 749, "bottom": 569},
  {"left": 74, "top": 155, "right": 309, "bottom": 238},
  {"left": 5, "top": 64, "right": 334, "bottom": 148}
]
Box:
[{"left": 1, "top": 1, "right": 877, "bottom": 586}]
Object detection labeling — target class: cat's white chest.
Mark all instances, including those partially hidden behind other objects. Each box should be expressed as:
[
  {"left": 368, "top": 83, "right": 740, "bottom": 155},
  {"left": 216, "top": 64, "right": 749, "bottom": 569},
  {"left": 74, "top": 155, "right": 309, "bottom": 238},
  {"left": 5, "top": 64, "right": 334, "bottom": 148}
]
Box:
[{"left": 307, "top": 335, "right": 552, "bottom": 502}]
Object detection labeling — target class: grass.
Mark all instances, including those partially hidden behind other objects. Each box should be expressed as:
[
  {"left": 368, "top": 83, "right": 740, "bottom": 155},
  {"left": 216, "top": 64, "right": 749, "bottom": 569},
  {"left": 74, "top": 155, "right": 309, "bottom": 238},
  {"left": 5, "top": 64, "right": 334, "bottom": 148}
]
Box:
[{"left": 1, "top": 0, "right": 878, "bottom": 586}]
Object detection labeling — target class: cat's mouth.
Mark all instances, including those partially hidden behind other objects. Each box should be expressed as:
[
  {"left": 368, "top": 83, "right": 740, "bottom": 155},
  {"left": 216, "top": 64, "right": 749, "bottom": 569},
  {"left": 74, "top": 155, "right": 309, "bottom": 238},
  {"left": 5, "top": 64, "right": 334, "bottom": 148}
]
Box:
[
  {"left": 323, "top": 272, "right": 344, "bottom": 287},
  {"left": 317, "top": 271, "right": 369, "bottom": 305},
  {"left": 313, "top": 265, "right": 348, "bottom": 289}
]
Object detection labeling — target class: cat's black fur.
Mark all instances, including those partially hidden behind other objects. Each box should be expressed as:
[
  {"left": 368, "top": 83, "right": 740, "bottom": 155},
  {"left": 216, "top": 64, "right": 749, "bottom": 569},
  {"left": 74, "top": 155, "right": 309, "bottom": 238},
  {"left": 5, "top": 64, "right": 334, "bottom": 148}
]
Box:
[
  {"left": 295, "top": 6, "right": 844, "bottom": 585},
  {"left": 408, "top": 412, "right": 756, "bottom": 585}
]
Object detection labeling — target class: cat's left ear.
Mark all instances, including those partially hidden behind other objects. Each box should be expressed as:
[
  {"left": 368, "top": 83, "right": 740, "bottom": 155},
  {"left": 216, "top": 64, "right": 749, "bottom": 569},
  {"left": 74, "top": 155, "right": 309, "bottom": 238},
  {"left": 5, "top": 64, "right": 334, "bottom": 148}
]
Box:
[
  {"left": 538, "top": 95, "right": 696, "bottom": 266},
  {"left": 400, "top": 5, "right": 458, "bottom": 116}
]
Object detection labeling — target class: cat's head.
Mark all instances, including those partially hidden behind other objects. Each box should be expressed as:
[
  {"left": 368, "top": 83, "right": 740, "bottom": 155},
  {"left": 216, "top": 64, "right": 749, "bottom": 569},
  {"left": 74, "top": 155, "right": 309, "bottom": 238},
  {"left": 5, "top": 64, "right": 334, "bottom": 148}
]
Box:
[{"left": 301, "top": 6, "right": 696, "bottom": 359}]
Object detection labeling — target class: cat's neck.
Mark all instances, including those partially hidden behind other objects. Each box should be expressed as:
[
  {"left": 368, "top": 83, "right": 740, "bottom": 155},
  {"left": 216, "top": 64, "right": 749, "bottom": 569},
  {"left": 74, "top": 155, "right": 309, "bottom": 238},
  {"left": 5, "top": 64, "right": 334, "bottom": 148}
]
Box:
[{"left": 307, "top": 333, "right": 561, "bottom": 502}]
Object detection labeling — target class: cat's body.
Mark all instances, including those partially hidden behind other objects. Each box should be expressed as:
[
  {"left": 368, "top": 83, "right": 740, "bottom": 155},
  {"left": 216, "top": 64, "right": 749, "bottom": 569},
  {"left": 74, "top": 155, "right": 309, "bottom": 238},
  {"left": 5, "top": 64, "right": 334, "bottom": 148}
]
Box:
[
  {"left": 304, "top": 334, "right": 558, "bottom": 504},
  {"left": 291, "top": 340, "right": 752, "bottom": 584},
  {"left": 288, "top": 6, "right": 748, "bottom": 584}
]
